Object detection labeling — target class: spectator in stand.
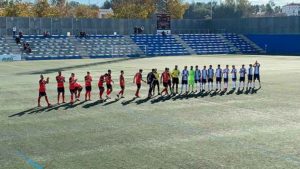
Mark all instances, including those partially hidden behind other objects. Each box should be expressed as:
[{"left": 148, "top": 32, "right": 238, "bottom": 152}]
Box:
[
  {"left": 13, "top": 26, "right": 16, "bottom": 37},
  {"left": 134, "top": 26, "right": 138, "bottom": 34},
  {"left": 19, "top": 31, "right": 23, "bottom": 38},
  {"left": 162, "top": 31, "right": 166, "bottom": 37},
  {"left": 15, "top": 36, "right": 20, "bottom": 44},
  {"left": 43, "top": 31, "right": 50, "bottom": 38}
]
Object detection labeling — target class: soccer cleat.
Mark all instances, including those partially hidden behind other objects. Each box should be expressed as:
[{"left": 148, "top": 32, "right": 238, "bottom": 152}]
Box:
[
  {"left": 106, "top": 95, "right": 111, "bottom": 99},
  {"left": 117, "top": 94, "right": 120, "bottom": 98},
  {"left": 47, "top": 104, "right": 52, "bottom": 107}
]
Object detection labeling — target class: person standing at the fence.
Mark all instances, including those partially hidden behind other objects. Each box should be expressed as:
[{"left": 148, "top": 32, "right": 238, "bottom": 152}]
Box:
[{"left": 13, "top": 26, "right": 16, "bottom": 37}]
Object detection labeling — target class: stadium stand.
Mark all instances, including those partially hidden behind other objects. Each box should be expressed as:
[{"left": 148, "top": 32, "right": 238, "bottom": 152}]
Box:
[
  {"left": 179, "top": 34, "right": 236, "bottom": 54},
  {"left": 130, "top": 34, "right": 190, "bottom": 56},
  {"left": 0, "top": 36, "right": 14, "bottom": 55},
  {"left": 75, "top": 35, "right": 142, "bottom": 58},
  {"left": 246, "top": 34, "right": 300, "bottom": 55},
  {"left": 20, "top": 35, "right": 81, "bottom": 60},
  {"left": 222, "top": 33, "right": 262, "bottom": 54}
]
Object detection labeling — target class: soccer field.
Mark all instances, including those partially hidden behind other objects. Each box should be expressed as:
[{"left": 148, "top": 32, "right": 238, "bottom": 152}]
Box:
[{"left": 1, "top": 55, "right": 300, "bottom": 169}]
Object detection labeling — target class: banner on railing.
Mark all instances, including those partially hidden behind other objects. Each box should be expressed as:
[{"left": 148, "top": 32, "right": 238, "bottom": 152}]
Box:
[{"left": 0, "top": 54, "right": 21, "bottom": 62}]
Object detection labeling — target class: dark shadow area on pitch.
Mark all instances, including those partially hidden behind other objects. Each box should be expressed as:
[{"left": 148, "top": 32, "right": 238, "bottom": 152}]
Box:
[
  {"left": 210, "top": 91, "right": 218, "bottom": 97},
  {"left": 121, "top": 97, "right": 137, "bottom": 106},
  {"left": 9, "top": 107, "right": 49, "bottom": 117},
  {"left": 18, "top": 57, "right": 140, "bottom": 75},
  {"left": 103, "top": 99, "right": 120, "bottom": 106},
  {"left": 236, "top": 88, "right": 244, "bottom": 95},
  {"left": 64, "top": 101, "right": 86, "bottom": 110},
  {"left": 46, "top": 103, "right": 71, "bottom": 111},
  {"left": 226, "top": 89, "right": 236, "bottom": 95},
  {"left": 83, "top": 100, "right": 105, "bottom": 108},
  {"left": 201, "top": 91, "right": 210, "bottom": 98},
  {"left": 219, "top": 90, "right": 226, "bottom": 96},
  {"left": 151, "top": 95, "right": 173, "bottom": 104},
  {"left": 136, "top": 97, "right": 151, "bottom": 105},
  {"left": 251, "top": 87, "right": 261, "bottom": 94}
]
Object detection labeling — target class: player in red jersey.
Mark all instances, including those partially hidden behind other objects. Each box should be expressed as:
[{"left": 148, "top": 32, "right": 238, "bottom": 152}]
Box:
[
  {"left": 133, "top": 69, "right": 146, "bottom": 97},
  {"left": 74, "top": 82, "right": 83, "bottom": 101},
  {"left": 84, "top": 71, "right": 92, "bottom": 101},
  {"left": 98, "top": 74, "right": 106, "bottom": 101},
  {"left": 56, "top": 71, "right": 65, "bottom": 104},
  {"left": 69, "top": 73, "right": 77, "bottom": 104},
  {"left": 38, "top": 74, "right": 51, "bottom": 107},
  {"left": 105, "top": 70, "right": 114, "bottom": 99},
  {"left": 160, "top": 67, "right": 171, "bottom": 95},
  {"left": 117, "top": 70, "right": 125, "bottom": 99}
]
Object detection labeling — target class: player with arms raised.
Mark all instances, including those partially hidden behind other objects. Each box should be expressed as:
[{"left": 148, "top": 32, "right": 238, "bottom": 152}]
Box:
[
  {"left": 84, "top": 71, "right": 92, "bottom": 101},
  {"left": 56, "top": 71, "right": 65, "bottom": 104},
  {"left": 38, "top": 75, "right": 51, "bottom": 107},
  {"left": 253, "top": 61, "right": 261, "bottom": 88}
]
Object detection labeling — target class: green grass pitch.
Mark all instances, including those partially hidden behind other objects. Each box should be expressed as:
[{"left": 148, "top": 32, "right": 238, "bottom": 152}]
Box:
[{"left": 1, "top": 55, "right": 300, "bottom": 169}]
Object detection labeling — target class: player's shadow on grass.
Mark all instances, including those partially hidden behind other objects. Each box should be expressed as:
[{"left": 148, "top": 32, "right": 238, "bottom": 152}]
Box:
[
  {"left": 121, "top": 97, "right": 137, "bottom": 106},
  {"left": 151, "top": 94, "right": 174, "bottom": 104},
  {"left": 64, "top": 101, "right": 86, "bottom": 110},
  {"left": 210, "top": 91, "right": 218, "bottom": 97},
  {"left": 135, "top": 97, "right": 151, "bottom": 105},
  {"left": 251, "top": 87, "right": 261, "bottom": 94},
  {"left": 46, "top": 103, "right": 71, "bottom": 111},
  {"left": 103, "top": 99, "right": 120, "bottom": 106},
  {"left": 9, "top": 107, "right": 49, "bottom": 117},
  {"left": 226, "top": 89, "right": 236, "bottom": 95},
  {"left": 82, "top": 100, "right": 105, "bottom": 108},
  {"left": 18, "top": 57, "right": 140, "bottom": 75},
  {"left": 236, "top": 88, "right": 244, "bottom": 95}
]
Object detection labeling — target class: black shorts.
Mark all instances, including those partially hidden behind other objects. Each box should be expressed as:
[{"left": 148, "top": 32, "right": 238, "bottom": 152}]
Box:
[
  {"left": 70, "top": 89, "right": 76, "bottom": 94},
  {"left": 75, "top": 87, "right": 83, "bottom": 92},
  {"left": 57, "top": 87, "right": 65, "bottom": 93},
  {"left": 136, "top": 83, "right": 141, "bottom": 89},
  {"left": 163, "top": 82, "right": 168, "bottom": 87},
  {"left": 240, "top": 77, "right": 245, "bottom": 82},
  {"left": 195, "top": 79, "right": 201, "bottom": 83},
  {"left": 39, "top": 92, "right": 46, "bottom": 97},
  {"left": 202, "top": 79, "right": 207, "bottom": 83},
  {"left": 232, "top": 78, "right": 237, "bottom": 82},
  {"left": 85, "top": 86, "right": 92, "bottom": 92},
  {"left": 120, "top": 86, "right": 125, "bottom": 90},
  {"left": 216, "top": 77, "right": 222, "bottom": 83},
  {"left": 254, "top": 74, "right": 260, "bottom": 81},
  {"left": 182, "top": 80, "right": 188, "bottom": 85},
  {"left": 208, "top": 78, "right": 213, "bottom": 83},
  {"left": 106, "top": 84, "right": 112, "bottom": 90},
  {"left": 153, "top": 80, "right": 159, "bottom": 86},
  {"left": 168, "top": 80, "right": 171, "bottom": 86},
  {"left": 224, "top": 78, "right": 228, "bottom": 83},
  {"left": 98, "top": 86, "right": 104, "bottom": 91},
  {"left": 248, "top": 75, "right": 253, "bottom": 81},
  {"left": 172, "top": 78, "right": 179, "bottom": 84}
]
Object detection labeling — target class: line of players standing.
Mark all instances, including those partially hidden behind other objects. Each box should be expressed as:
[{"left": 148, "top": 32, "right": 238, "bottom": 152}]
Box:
[{"left": 37, "top": 61, "right": 261, "bottom": 107}]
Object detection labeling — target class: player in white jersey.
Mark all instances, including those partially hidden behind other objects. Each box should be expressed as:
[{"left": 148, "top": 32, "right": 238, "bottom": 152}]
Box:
[
  {"left": 231, "top": 65, "right": 237, "bottom": 90},
  {"left": 253, "top": 60, "right": 261, "bottom": 88},
  {"left": 215, "top": 64, "right": 222, "bottom": 91},
  {"left": 201, "top": 66, "right": 208, "bottom": 92},
  {"left": 180, "top": 66, "right": 189, "bottom": 94},
  {"left": 223, "top": 65, "right": 230, "bottom": 91},
  {"left": 247, "top": 64, "right": 254, "bottom": 90},
  {"left": 238, "top": 64, "right": 247, "bottom": 90},
  {"left": 194, "top": 65, "right": 201, "bottom": 92},
  {"left": 207, "top": 65, "right": 214, "bottom": 91}
]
